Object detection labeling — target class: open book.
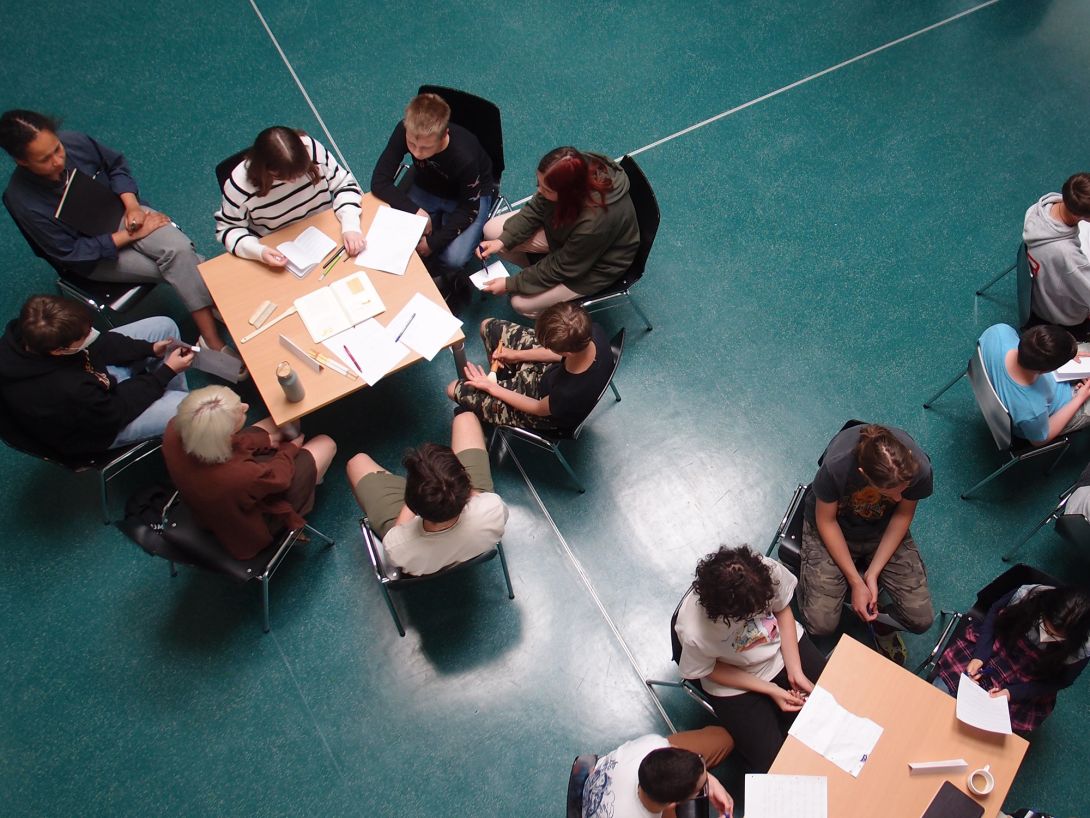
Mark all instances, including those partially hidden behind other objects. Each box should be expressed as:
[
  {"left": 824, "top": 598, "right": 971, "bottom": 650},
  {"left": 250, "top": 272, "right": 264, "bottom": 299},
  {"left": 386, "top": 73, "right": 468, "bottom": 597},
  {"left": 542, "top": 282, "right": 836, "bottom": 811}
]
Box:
[
  {"left": 294, "top": 271, "right": 386, "bottom": 343},
  {"left": 276, "top": 226, "right": 337, "bottom": 278}
]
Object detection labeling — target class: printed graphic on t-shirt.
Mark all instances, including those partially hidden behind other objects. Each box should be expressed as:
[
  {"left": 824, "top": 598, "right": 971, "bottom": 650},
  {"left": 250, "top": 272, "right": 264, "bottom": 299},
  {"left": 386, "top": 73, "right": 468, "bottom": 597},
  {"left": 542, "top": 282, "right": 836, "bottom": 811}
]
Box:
[
  {"left": 841, "top": 485, "right": 894, "bottom": 521},
  {"left": 732, "top": 614, "right": 778, "bottom": 652},
  {"left": 582, "top": 755, "right": 617, "bottom": 817}
]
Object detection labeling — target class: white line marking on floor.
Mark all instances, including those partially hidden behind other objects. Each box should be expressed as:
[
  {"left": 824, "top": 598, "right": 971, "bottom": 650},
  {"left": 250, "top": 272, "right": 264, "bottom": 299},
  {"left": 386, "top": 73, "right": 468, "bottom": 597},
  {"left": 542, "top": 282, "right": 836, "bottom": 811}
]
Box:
[
  {"left": 248, "top": 0, "right": 353, "bottom": 173},
  {"left": 500, "top": 437, "right": 676, "bottom": 732}
]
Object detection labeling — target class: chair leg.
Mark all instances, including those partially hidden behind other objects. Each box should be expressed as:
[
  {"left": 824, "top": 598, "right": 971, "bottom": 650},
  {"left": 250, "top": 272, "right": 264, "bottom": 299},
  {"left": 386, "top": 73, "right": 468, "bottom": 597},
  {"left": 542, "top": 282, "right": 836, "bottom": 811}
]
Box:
[
  {"left": 496, "top": 542, "right": 515, "bottom": 600},
  {"left": 627, "top": 292, "right": 653, "bottom": 331},
  {"left": 1046, "top": 439, "right": 1071, "bottom": 474},
  {"left": 262, "top": 578, "right": 271, "bottom": 633},
  {"left": 975, "top": 262, "right": 1016, "bottom": 296},
  {"left": 169, "top": 561, "right": 178, "bottom": 578},
  {"left": 99, "top": 473, "right": 110, "bottom": 525},
  {"left": 551, "top": 443, "right": 586, "bottom": 493},
  {"left": 380, "top": 585, "right": 406, "bottom": 637},
  {"left": 1004, "top": 508, "right": 1059, "bottom": 562},
  {"left": 609, "top": 381, "right": 621, "bottom": 402},
  {"left": 305, "top": 523, "right": 335, "bottom": 547},
  {"left": 914, "top": 610, "right": 961, "bottom": 676},
  {"left": 923, "top": 370, "right": 966, "bottom": 408},
  {"left": 961, "top": 457, "right": 1022, "bottom": 500}
]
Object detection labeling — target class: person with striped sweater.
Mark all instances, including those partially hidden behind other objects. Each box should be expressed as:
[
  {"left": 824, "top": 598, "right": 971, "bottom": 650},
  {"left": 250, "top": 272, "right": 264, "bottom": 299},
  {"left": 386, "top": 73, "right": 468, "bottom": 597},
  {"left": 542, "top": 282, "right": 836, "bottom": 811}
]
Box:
[{"left": 214, "top": 127, "right": 364, "bottom": 267}]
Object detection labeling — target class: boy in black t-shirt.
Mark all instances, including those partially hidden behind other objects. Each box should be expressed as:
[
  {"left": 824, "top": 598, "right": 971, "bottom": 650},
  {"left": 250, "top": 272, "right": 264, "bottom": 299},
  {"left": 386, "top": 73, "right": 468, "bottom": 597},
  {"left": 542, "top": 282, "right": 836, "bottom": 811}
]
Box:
[
  {"left": 370, "top": 93, "right": 494, "bottom": 287},
  {"left": 446, "top": 303, "right": 612, "bottom": 432}
]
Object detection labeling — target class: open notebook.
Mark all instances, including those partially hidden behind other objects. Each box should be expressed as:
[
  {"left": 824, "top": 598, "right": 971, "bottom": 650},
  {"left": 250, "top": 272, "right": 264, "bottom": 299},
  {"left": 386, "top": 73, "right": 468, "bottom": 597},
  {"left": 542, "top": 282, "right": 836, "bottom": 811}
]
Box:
[{"left": 294, "top": 271, "right": 386, "bottom": 343}]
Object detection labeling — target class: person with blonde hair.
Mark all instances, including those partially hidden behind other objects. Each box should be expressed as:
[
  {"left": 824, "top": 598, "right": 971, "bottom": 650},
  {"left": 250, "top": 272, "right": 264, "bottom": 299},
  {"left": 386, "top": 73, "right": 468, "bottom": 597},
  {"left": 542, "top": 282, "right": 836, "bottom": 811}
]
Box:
[
  {"left": 798, "top": 423, "right": 934, "bottom": 663},
  {"left": 370, "top": 92, "right": 494, "bottom": 293},
  {"left": 161, "top": 386, "right": 336, "bottom": 560}
]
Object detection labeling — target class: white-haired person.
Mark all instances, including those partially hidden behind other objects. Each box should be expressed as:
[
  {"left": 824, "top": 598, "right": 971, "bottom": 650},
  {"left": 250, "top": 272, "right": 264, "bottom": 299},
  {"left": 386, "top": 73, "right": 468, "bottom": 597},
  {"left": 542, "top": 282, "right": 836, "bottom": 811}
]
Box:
[{"left": 161, "top": 386, "right": 336, "bottom": 559}]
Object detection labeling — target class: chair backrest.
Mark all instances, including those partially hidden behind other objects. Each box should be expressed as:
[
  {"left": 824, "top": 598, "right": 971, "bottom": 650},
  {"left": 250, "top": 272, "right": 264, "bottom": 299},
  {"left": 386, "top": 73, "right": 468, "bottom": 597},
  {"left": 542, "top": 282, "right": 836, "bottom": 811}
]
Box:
[
  {"left": 359, "top": 517, "right": 499, "bottom": 587},
  {"left": 215, "top": 148, "right": 248, "bottom": 191},
  {"left": 617, "top": 155, "right": 660, "bottom": 287},
  {"left": 668, "top": 585, "right": 697, "bottom": 666},
  {"left": 969, "top": 563, "right": 1060, "bottom": 620},
  {"left": 566, "top": 753, "right": 599, "bottom": 818},
  {"left": 967, "top": 343, "right": 1013, "bottom": 452},
  {"left": 417, "top": 85, "right": 505, "bottom": 183},
  {"left": 569, "top": 328, "right": 626, "bottom": 438},
  {"left": 3, "top": 190, "right": 68, "bottom": 275},
  {"left": 1016, "top": 242, "right": 1033, "bottom": 329},
  {"left": 160, "top": 497, "right": 262, "bottom": 582},
  {"left": 1055, "top": 512, "right": 1090, "bottom": 549},
  {"left": 816, "top": 419, "right": 867, "bottom": 466}
]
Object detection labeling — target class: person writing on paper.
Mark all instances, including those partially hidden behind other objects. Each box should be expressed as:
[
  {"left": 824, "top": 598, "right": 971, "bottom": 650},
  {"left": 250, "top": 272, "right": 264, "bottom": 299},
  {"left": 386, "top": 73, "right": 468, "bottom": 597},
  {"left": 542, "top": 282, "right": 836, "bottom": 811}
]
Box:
[
  {"left": 674, "top": 546, "right": 826, "bottom": 774},
  {"left": 446, "top": 303, "right": 612, "bottom": 431},
  {"left": 347, "top": 413, "right": 507, "bottom": 575},
  {"left": 370, "top": 93, "right": 494, "bottom": 294},
  {"left": 798, "top": 423, "right": 934, "bottom": 663},
  {"left": 0, "top": 110, "right": 234, "bottom": 358},
  {"left": 582, "top": 728, "right": 735, "bottom": 818},
  {"left": 0, "top": 295, "right": 193, "bottom": 456},
  {"left": 934, "top": 584, "right": 1090, "bottom": 734},
  {"left": 475, "top": 146, "right": 639, "bottom": 318},
  {"left": 979, "top": 323, "right": 1090, "bottom": 445},
  {"left": 215, "top": 126, "right": 364, "bottom": 268},
  {"left": 161, "top": 386, "right": 336, "bottom": 560}
]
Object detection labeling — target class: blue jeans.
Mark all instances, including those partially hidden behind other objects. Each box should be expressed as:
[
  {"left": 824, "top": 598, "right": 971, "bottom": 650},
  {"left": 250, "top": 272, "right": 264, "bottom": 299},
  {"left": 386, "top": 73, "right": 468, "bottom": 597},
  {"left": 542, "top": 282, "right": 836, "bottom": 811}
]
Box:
[
  {"left": 108, "top": 316, "right": 189, "bottom": 448},
  {"left": 408, "top": 185, "right": 493, "bottom": 272}
]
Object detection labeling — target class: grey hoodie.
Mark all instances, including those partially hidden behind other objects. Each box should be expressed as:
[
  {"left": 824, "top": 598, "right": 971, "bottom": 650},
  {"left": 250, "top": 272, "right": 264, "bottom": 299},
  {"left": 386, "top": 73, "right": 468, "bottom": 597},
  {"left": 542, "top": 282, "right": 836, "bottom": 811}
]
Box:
[{"left": 1024, "top": 192, "right": 1090, "bottom": 326}]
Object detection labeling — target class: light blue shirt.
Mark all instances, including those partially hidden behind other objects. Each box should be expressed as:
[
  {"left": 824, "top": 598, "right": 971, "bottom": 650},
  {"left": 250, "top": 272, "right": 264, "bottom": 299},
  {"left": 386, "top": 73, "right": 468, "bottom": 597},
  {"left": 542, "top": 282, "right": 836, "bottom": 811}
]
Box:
[{"left": 978, "top": 323, "right": 1072, "bottom": 443}]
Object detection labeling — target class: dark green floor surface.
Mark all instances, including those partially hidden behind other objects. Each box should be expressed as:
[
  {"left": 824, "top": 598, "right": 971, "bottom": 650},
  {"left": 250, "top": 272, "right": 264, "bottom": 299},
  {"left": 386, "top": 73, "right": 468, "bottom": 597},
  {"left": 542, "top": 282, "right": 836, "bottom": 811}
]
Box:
[{"left": 3, "top": 0, "right": 1090, "bottom": 815}]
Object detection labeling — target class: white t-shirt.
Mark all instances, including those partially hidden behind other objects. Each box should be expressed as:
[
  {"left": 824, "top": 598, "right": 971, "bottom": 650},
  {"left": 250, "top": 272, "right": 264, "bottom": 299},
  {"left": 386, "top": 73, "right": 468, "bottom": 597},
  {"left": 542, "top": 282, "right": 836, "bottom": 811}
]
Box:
[
  {"left": 382, "top": 492, "right": 508, "bottom": 576},
  {"left": 583, "top": 734, "right": 671, "bottom": 818},
  {"left": 675, "top": 555, "right": 802, "bottom": 697}
]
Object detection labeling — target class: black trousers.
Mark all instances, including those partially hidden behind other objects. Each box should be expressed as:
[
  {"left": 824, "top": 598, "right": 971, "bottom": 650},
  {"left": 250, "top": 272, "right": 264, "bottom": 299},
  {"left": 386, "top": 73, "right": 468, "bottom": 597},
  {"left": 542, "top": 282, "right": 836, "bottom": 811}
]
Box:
[{"left": 706, "top": 634, "right": 827, "bottom": 773}]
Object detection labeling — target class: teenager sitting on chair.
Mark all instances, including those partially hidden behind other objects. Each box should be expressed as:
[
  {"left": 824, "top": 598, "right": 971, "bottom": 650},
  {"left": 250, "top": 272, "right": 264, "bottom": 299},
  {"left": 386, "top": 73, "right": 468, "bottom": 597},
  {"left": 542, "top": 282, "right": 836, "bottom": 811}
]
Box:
[
  {"left": 347, "top": 413, "right": 507, "bottom": 576},
  {"left": 933, "top": 584, "right": 1090, "bottom": 734},
  {"left": 582, "top": 728, "right": 734, "bottom": 818},
  {"left": 979, "top": 323, "right": 1090, "bottom": 445},
  {"left": 446, "top": 302, "right": 612, "bottom": 432},
  {"left": 674, "top": 546, "right": 826, "bottom": 774},
  {"left": 1024, "top": 172, "right": 1090, "bottom": 336},
  {"left": 798, "top": 423, "right": 934, "bottom": 662}
]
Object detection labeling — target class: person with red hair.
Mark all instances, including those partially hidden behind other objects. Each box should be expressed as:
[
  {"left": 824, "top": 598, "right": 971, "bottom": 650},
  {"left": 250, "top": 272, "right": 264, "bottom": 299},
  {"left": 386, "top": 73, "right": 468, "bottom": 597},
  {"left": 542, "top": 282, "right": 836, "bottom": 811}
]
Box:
[{"left": 476, "top": 147, "right": 639, "bottom": 318}]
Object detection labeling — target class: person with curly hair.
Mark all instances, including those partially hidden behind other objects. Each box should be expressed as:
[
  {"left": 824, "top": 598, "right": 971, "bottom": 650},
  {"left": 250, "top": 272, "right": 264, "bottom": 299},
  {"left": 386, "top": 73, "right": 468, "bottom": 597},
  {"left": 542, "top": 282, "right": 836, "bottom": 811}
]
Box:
[{"left": 674, "top": 546, "right": 826, "bottom": 773}]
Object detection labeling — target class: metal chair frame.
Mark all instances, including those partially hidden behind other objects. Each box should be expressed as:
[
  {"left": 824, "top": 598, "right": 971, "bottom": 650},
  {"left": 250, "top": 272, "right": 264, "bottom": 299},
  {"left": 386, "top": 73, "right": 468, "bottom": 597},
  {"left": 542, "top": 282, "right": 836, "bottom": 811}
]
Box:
[
  {"left": 360, "top": 517, "right": 514, "bottom": 637},
  {"left": 975, "top": 244, "right": 1031, "bottom": 330},
  {"left": 923, "top": 343, "right": 1070, "bottom": 498},
  {"left": 644, "top": 586, "right": 718, "bottom": 719},
  {"left": 1003, "top": 482, "right": 1089, "bottom": 562}
]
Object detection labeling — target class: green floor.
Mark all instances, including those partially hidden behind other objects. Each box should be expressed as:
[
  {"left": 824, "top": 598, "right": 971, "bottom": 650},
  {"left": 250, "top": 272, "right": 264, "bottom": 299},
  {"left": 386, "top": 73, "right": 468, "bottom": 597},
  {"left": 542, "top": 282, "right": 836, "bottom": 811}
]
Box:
[{"left": 3, "top": 1, "right": 1090, "bottom": 815}]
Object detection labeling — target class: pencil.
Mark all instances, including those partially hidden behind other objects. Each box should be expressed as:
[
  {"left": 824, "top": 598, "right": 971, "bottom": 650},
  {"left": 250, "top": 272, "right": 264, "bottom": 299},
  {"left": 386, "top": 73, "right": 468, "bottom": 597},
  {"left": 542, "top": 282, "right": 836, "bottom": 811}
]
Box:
[{"left": 319, "top": 247, "right": 345, "bottom": 280}]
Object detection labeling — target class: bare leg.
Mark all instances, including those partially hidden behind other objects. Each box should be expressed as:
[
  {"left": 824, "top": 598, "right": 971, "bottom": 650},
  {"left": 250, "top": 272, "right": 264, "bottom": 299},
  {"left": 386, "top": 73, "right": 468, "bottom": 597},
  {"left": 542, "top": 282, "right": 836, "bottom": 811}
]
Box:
[
  {"left": 345, "top": 452, "right": 388, "bottom": 485},
  {"left": 451, "top": 411, "right": 486, "bottom": 453},
  {"left": 191, "top": 307, "right": 226, "bottom": 349},
  {"left": 302, "top": 434, "right": 336, "bottom": 483}
]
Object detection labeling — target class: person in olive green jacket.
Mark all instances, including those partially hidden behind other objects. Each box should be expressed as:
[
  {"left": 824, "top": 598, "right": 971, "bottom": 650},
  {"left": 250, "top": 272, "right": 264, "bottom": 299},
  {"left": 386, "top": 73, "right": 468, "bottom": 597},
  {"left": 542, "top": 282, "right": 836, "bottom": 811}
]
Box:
[{"left": 476, "top": 147, "right": 640, "bottom": 318}]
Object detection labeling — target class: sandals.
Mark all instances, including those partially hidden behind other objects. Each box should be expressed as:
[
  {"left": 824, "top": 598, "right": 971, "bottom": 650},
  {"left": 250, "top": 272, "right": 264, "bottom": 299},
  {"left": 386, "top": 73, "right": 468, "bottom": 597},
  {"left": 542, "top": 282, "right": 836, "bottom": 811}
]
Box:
[{"left": 872, "top": 629, "right": 908, "bottom": 666}]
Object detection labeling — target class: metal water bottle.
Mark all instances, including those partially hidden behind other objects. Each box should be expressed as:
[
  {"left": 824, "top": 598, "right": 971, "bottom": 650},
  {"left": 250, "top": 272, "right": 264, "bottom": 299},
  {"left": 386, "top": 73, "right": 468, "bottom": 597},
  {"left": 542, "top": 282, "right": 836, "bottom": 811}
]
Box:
[{"left": 276, "top": 361, "right": 305, "bottom": 402}]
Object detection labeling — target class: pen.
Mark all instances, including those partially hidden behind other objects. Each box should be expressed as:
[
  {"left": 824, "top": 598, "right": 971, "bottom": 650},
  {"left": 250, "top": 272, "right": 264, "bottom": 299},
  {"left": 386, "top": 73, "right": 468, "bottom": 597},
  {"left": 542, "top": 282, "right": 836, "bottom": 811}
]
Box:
[
  {"left": 395, "top": 313, "right": 416, "bottom": 343},
  {"left": 342, "top": 344, "right": 362, "bottom": 373}
]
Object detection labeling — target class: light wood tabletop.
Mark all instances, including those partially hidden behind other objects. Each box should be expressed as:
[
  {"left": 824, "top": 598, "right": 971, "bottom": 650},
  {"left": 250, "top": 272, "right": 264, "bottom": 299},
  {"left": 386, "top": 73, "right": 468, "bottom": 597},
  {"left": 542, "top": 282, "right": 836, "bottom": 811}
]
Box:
[
  {"left": 198, "top": 194, "right": 465, "bottom": 425},
  {"left": 769, "top": 634, "right": 1028, "bottom": 818}
]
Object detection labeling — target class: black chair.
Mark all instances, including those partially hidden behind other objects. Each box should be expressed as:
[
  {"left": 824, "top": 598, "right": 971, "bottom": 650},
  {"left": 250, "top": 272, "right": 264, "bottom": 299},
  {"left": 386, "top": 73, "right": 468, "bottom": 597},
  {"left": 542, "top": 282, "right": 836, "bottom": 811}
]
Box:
[
  {"left": 360, "top": 516, "right": 514, "bottom": 637},
  {"left": 0, "top": 395, "right": 160, "bottom": 524},
  {"left": 976, "top": 244, "right": 1034, "bottom": 328},
  {"left": 566, "top": 751, "right": 709, "bottom": 818},
  {"left": 398, "top": 85, "right": 510, "bottom": 218},
  {"left": 3, "top": 192, "right": 154, "bottom": 326},
  {"left": 923, "top": 342, "right": 1070, "bottom": 498},
  {"left": 214, "top": 148, "right": 248, "bottom": 192},
  {"left": 121, "top": 490, "right": 334, "bottom": 633},
  {"left": 1003, "top": 482, "right": 1090, "bottom": 562},
  {"left": 490, "top": 329, "right": 625, "bottom": 493},
  {"left": 580, "top": 155, "right": 658, "bottom": 331},
  {"left": 916, "top": 563, "right": 1058, "bottom": 678},
  {"left": 643, "top": 586, "right": 717, "bottom": 718}
]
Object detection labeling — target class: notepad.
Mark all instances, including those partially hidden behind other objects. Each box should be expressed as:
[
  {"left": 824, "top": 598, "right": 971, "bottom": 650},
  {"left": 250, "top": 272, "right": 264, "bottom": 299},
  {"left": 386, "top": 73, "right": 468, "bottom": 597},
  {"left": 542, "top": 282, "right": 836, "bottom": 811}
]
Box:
[
  {"left": 469, "top": 259, "right": 510, "bottom": 290},
  {"left": 54, "top": 169, "right": 125, "bottom": 236},
  {"left": 744, "top": 774, "right": 827, "bottom": 818},
  {"left": 1055, "top": 356, "right": 1090, "bottom": 382},
  {"left": 276, "top": 226, "right": 337, "bottom": 278},
  {"left": 293, "top": 271, "right": 386, "bottom": 343},
  {"left": 354, "top": 206, "right": 429, "bottom": 275}
]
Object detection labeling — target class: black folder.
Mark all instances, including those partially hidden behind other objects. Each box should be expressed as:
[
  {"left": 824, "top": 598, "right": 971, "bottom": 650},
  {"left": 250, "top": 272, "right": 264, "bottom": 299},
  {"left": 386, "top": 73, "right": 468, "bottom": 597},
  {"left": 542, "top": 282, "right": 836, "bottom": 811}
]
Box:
[
  {"left": 54, "top": 169, "right": 124, "bottom": 236},
  {"left": 919, "top": 781, "right": 984, "bottom": 818}
]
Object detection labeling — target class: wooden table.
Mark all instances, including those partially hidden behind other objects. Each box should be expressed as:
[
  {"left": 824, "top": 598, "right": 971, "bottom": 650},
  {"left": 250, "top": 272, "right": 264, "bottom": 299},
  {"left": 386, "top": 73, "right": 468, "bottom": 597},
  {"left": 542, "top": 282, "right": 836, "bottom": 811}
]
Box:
[
  {"left": 199, "top": 195, "right": 465, "bottom": 425},
  {"left": 769, "top": 634, "right": 1028, "bottom": 818}
]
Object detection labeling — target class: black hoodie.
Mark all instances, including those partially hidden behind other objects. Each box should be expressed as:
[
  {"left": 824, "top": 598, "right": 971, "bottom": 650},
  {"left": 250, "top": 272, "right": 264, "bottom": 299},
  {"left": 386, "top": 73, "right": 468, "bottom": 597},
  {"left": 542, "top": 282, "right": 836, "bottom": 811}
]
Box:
[{"left": 0, "top": 320, "right": 175, "bottom": 455}]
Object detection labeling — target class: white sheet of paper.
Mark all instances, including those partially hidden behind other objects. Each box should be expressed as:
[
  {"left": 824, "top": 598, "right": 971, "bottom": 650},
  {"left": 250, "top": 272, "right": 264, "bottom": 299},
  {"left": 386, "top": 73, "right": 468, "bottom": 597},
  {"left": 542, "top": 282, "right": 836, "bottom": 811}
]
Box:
[
  {"left": 384, "top": 293, "right": 462, "bottom": 361},
  {"left": 787, "top": 686, "right": 884, "bottom": 778},
  {"left": 354, "top": 206, "right": 428, "bottom": 275},
  {"left": 1079, "top": 220, "right": 1090, "bottom": 254},
  {"left": 322, "top": 319, "right": 411, "bottom": 386},
  {"left": 744, "top": 774, "right": 827, "bottom": 818},
  {"left": 955, "top": 673, "right": 1012, "bottom": 734},
  {"left": 469, "top": 259, "right": 510, "bottom": 290},
  {"left": 1054, "top": 356, "right": 1090, "bottom": 382}
]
